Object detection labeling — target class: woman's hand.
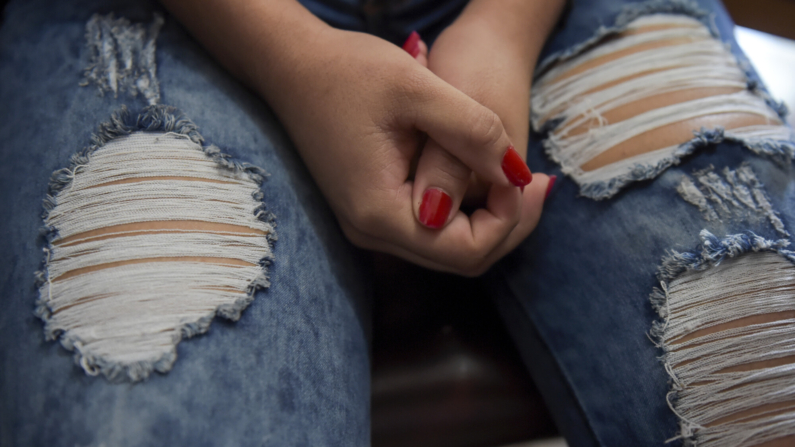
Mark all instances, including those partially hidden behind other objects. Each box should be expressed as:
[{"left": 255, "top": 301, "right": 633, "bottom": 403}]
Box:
[
  {"left": 161, "top": 0, "right": 545, "bottom": 275},
  {"left": 268, "top": 28, "right": 547, "bottom": 275},
  {"left": 408, "top": 0, "right": 566, "bottom": 209}
]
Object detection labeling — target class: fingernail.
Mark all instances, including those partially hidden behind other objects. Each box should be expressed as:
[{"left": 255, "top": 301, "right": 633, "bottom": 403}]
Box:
[
  {"left": 545, "top": 175, "right": 557, "bottom": 201},
  {"left": 419, "top": 188, "right": 452, "bottom": 229},
  {"left": 402, "top": 30, "right": 421, "bottom": 58},
  {"left": 501, "top": 146, "right": 532, "bottom": 187}
]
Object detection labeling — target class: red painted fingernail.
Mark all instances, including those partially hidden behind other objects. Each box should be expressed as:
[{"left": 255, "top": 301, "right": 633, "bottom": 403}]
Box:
[
  {"left": 545, "top": 175, "right": 557, "bottom": 201},
  {"left": 419, "top": 188, "right": 452, "bottom": 229},
  {"left": 501, "top": 146, "right": 532, "bottom": 187},
  {"left": 402, "top": 31, "right": 421, "bottom": 58}
]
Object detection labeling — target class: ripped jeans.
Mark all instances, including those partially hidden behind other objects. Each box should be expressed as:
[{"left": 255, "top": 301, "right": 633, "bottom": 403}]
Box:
[{"left": 1, "top": 0, "right": 794, "bottom": 446}]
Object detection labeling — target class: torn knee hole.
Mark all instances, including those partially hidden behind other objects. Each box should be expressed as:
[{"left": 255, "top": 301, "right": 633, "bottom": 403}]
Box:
[
  {"left": 37, "top": 117, "right": 275, "bottom": 382},
  {"left": 651, "top": 232, "right": 795, "bottom": 445},
  {"left": 533, "top": 14, "right": 792, "bottom": 200}
]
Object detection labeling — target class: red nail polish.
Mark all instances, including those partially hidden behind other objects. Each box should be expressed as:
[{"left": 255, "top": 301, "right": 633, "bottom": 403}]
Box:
[
  {"left": 402, "top": 31, "right": 421, "bottom": 58},
  {"left": 419, "top": 188, "right": 452, "bottom": 229},
  {"left": 501, "top": 146, "right": 532, "bottom": 187},
  {"left": 545, "top": 175, "right": 557, "bottom": 201}
]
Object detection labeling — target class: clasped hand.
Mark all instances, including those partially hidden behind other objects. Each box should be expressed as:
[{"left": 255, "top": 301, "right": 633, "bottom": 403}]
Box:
[
  {"left": 263, "top": 25, "right": 551, "bottom": 276},
  {"left": 184, "top": 0, "right": 565, "bottom": 277}
]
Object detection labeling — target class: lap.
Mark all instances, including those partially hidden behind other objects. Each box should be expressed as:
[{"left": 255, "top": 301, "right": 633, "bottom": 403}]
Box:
[
  {"left": 486, "top": 1, "right": 795, "bottom": 446},
  {"left": 0, "top": 1, "right": 371, "bottom": 446}
]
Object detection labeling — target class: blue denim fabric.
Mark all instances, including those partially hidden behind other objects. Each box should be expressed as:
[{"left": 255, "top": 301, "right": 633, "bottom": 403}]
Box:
[
  {"left": 484, "top": 1, "right": 795, "bottom": 446},
  {"left": 2, "top": 0, "right": 791, "bottom": 446},
  {"left": 0, "top": 1, "right": 371, "bottom": 446},
  {"left": 302, "top": 0, "right": 469, "bottom": 45}
]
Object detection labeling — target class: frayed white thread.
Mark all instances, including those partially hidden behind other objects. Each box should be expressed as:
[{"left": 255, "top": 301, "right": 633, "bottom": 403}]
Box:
[
  {"left": 37, "top": 132, "right": 274, "bottom": 382},
  {"left": 532, "top": 14, "right": 792, "bottom": 200},
  {"left": 81, "top": 13, "right": 164, "bottom": 105},
  {"left": 677, "top": 164, "right": 789, "bottom": 237},
  {"left": 678, "top": 176, "right": 719, "bottom": 221},
  {"left": 46, "top": 133, "right": 270, "bottom": 239},
  {"left": 654, "top": 252, "right": 795, "bottom": 446}
]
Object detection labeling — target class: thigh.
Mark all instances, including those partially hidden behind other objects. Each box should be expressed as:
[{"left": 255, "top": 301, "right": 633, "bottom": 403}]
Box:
[
  {"left": 486, "top": 0, "right": 795, "bottom": 446},
  {"left": 0, "top": 1, "right": 371, "bottom": 446}
]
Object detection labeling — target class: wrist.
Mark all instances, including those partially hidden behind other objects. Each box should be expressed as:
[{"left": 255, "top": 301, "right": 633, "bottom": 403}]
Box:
[
  {"left": 160, "top": 0, "right": 333, "bottom": 104},
  {"left": 451, "top": 0, "right": 566, "bottom": 66}
]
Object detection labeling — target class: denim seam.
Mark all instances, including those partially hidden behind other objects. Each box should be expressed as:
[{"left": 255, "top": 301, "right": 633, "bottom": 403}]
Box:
[{"left": 497, "top": 269, "right": 605, "bottom": 447}]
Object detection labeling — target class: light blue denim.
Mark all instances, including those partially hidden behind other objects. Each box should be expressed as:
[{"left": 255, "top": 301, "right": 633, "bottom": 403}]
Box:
[
  {"left": 2, "top": 0, "right": 793, "bottom": 446},
  {"left": 0, "top": 1, "right": 371, "bottom": 446}
]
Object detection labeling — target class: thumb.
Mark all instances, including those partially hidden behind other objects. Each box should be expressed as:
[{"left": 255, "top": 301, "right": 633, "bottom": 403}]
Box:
[{"left": 408, "top": 81, "right": 532, "bottom": 190}]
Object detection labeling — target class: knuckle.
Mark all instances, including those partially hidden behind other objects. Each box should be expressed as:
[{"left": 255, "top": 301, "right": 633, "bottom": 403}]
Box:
[
  {"left": 468, "top": 109, "right": 503, "bottom": 151},
  {"left": 396, "top": 66, "right": 436, "bottom": 104}
]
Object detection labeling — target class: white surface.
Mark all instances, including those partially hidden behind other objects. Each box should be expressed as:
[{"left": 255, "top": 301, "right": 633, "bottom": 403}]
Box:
[{"left": 735, "top": 26, "right": 795, "bottom": 127}]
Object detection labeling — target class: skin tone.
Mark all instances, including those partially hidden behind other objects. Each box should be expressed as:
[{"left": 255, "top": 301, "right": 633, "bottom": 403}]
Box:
[{"left": 157, "top": 0, "right": 564, "bottom": 276}]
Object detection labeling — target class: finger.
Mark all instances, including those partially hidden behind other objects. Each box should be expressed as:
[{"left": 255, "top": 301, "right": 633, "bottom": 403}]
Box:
[
  {"left": 407, "top": 83, "right": 533, "bottom": 189},
  {"left": 346, "top": 174, "right": 552, "bottom": 276},
  {"left": 343, "top": 177, "right": 524, "bottom": 275},
  {"left": 401, "top": 31, "right": 422, "bottom": 58},
  {"left": 415, "top": 39, "right": 428, "bottom": 67},
  {"left": 415, "top": 52, "right": 428, "bottom": 68},
  {"left": 412, "top": 138, "right": 471, "bottom": 229},
  {"left": 473, "top": 173, "right": 550, "bottom": 271}
]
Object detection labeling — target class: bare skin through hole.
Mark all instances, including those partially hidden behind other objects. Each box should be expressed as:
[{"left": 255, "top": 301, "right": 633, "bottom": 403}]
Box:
[
  {"left": 671, "top": 304, "right": 795, "bottom": 443},
  {"left": 674, "top": 311, "right": 795, "bottom": 345},
  {"left": 536, "top": 22, "right": 701, "bottom": 80},
  {"left": 541, "top": 65, "right": 686, "bottom": 123},
  {"left": 560, "top": 86, "right": 746, "bottom": 138},
  {"left": 580, "top": 112, "right": 774, "bottom": 171},
  {"left": 549, "top": 35, "right": 707, "bottom": 84},
  {"left": 538, "top": 20, "right": 785, "bottom": 176},
  {"left": 85, "top": 175, "right": 239, "bottom": 188},
  {"left": 56, "top": 221, "right": 267, "bottom": 246},
  {"left": 52, "top": 256, "right": 256, "bottom": 282}
]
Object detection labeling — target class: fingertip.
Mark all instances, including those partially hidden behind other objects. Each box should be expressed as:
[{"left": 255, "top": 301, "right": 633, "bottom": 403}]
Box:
[
  {"left": 417, "top": 39, "right": 428, "bottom": 57},
  {"left": 519, "top": 173, "right": 551, "bottom": 218},
  {"left": 416, "top": 53, "right": 428, "bottom": 68},
  {"left": 418, "top": 187, "right": 453, "bottom": 229},
  {"left": 501, "top": 145, "right": 532, "bottom": 188},
  {"left": 402, "top": 31, "right": 421, "bottom": 58},
  {"left": 545, "top": 175, "right": 557, "bottom": 201}
]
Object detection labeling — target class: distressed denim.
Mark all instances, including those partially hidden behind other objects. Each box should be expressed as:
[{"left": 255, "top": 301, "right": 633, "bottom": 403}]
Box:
[
  {"left": 0, "top": 1, "right": 371, "bottom": 446},
  {"left": 2, "top": 0, "right": 794, "bottom": 447},
  {"left": 484, "top": 1, "right": 795, "bottom": 446}
]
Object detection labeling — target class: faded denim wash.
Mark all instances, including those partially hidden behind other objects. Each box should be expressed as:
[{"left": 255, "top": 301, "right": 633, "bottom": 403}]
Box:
[
  {"left": 0, "top": 1, "right": 371, "bottom": 445},
  {"left": 2, "top": 0, "right": 793, "bottom": 446}
]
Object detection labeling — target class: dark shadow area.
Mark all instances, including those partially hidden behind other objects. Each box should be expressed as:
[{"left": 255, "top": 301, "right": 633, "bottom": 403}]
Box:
[{"left": 372, "top": 254, "right": 558, "bottom": 447}]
